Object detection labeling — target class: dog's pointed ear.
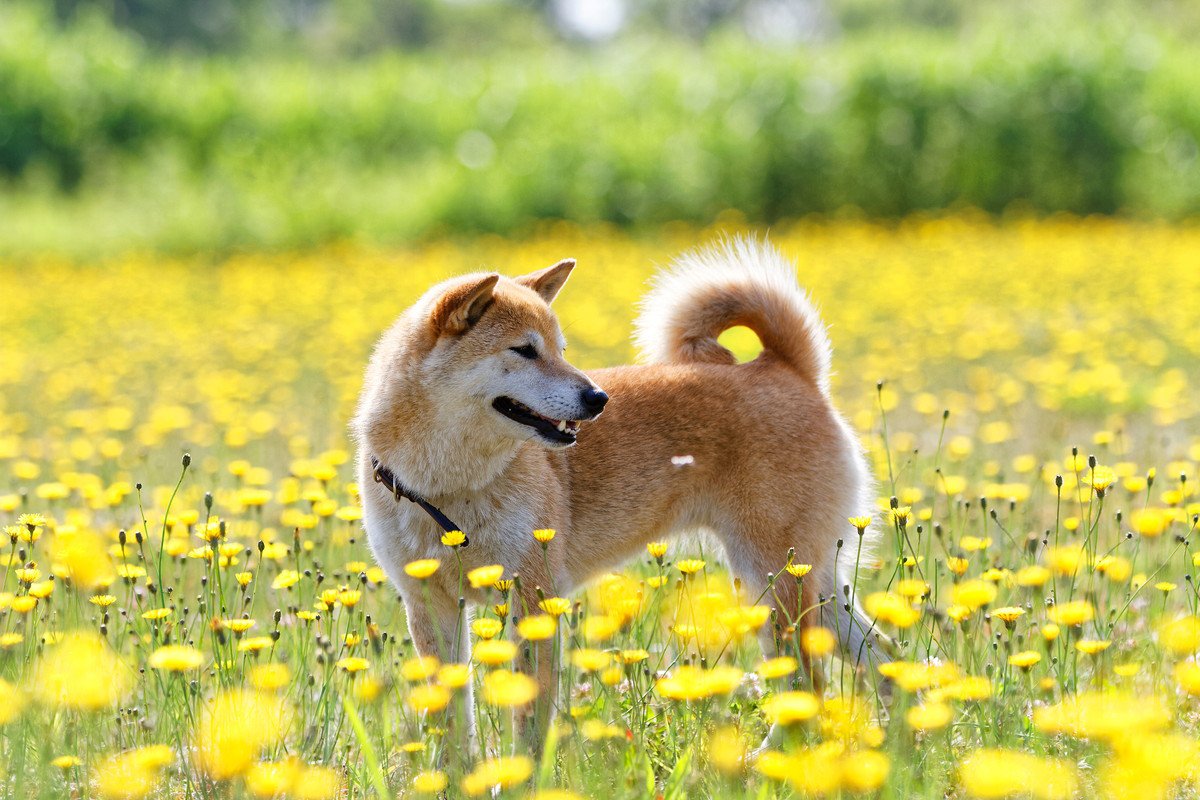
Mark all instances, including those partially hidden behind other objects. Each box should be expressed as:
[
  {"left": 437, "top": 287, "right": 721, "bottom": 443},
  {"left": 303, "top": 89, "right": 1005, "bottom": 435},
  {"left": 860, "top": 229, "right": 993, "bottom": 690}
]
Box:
[
  {"left": 432, "top": 273, "right": 500, "bottom": 334},
  {"left": 516, "top": 258, "right": 575, "bottom": 305}
]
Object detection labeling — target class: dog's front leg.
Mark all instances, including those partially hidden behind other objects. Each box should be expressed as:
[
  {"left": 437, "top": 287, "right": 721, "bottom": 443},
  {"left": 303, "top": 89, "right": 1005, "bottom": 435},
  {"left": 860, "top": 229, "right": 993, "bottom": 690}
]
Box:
[{"left": 404, "top": 589, "right": 477, "bottom": 753}]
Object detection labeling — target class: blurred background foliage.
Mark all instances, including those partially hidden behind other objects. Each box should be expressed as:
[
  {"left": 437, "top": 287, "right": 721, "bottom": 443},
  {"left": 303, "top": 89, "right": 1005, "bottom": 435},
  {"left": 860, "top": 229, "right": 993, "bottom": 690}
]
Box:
[{"left": 1, "top": 0, "right": 1198, "bottom": 256}]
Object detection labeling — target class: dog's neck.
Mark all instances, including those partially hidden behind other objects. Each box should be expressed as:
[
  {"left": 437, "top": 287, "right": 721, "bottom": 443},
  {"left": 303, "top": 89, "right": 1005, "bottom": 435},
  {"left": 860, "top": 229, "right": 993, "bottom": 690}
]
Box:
[{"left": 362, "top": 390, "right": 523, "bottom": 500}]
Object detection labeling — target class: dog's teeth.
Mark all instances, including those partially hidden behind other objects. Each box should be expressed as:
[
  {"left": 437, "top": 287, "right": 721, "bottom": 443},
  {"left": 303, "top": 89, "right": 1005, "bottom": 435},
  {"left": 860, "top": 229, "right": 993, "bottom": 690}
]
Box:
[{"left": 556, "top": 420, "right": 567, "bottom": 432}]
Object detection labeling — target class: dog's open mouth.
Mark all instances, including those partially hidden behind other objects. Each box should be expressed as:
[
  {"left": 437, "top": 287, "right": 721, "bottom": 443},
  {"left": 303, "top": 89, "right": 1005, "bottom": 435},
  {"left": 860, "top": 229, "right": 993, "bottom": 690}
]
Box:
[{"left": 492, "top": 397, "right": 582, "bottom": 444}]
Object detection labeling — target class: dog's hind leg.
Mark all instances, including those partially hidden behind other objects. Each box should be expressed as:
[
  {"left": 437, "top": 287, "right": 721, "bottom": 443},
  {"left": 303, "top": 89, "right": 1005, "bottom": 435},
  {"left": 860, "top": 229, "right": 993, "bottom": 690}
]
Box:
[{"left": 511, "top": 577, "right": 559, "bottom": 756}]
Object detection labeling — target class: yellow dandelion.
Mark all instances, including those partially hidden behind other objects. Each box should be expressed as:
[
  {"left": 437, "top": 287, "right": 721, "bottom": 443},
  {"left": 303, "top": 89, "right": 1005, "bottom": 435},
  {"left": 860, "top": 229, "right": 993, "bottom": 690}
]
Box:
[
  {"left": 404, "top": 559, "right": 440, "bottom": 579},
  {"left": 467, "top": 564, "right": 504, "bottom": 589}
]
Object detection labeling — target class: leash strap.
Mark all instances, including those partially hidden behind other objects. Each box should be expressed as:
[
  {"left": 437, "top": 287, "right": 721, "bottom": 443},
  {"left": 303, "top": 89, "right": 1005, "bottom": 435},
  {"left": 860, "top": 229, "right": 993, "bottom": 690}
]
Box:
[{"left": 371, "top": 457, "right": 469, "bottom": 546}]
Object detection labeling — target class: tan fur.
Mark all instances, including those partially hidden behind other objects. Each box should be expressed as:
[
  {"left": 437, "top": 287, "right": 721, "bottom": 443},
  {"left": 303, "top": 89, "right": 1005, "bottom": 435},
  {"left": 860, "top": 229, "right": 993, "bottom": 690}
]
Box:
[{"left": 353, "top": 239, "right": 886, "bottom": 745}]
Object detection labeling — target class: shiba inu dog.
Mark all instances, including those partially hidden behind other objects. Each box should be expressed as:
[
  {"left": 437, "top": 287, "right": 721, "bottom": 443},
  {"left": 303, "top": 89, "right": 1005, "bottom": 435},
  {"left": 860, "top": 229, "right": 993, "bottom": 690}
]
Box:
[{"left": 353, "top": 238, "right": 885, "bottom": 740}]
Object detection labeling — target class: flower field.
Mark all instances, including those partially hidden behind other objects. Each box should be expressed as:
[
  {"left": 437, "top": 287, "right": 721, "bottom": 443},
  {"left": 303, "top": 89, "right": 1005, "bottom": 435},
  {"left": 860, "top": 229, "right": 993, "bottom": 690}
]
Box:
[{"left": 3, "top": 215, "right": 1200, "bottom": 798}]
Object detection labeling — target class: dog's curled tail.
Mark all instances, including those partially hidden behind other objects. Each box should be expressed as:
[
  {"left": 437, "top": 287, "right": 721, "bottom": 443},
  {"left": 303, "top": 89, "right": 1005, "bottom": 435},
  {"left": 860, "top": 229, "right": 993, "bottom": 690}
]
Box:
[{"left": 634, "top": 237, "right": 832, "bottom": 394}]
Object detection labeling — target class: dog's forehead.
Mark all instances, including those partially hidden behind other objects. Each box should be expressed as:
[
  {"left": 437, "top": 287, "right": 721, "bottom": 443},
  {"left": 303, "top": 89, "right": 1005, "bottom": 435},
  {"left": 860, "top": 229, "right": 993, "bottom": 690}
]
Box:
[{"left": 485, "top": 283, "right": 561, "bottom": 341}]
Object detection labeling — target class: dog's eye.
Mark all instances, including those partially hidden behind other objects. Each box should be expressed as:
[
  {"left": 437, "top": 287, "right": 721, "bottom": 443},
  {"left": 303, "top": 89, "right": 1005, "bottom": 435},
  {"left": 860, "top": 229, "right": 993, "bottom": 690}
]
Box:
[{"left": 509, "top": 344, "right": 538, "bottom": 360}]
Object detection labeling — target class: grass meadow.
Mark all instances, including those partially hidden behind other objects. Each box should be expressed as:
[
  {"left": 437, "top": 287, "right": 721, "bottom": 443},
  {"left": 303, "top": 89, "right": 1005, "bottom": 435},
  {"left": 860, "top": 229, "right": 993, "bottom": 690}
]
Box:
[{"left": 3, "top": 215, "right": 1200, "bottom": 798}]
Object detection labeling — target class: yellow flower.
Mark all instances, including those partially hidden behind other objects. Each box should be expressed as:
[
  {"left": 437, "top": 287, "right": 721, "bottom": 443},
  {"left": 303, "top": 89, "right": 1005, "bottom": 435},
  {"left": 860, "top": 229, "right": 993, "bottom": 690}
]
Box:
[
  {"left": 757, "top": 656, "right": 799, "bottom": 680},
  {"left": 1033, "top": 692, "right": 1170, "bottom": 739},
  {"left": 10, "top": 595, "right": 37, "bottom": 614},
  {"left": 223, "top": 618, "right": 257, "bottom": 633},
  {"left": 35, "top": 631, "right": 131, "bottom": 710},
  {"left": 408, "top": 684, "right": 452, "bottom": 714},
  {"left": 237, "top": 636, "right": 275, "bottom": 653},
  {"left": 762, "top": 691, "right": 820, "bottom": 725},
  {"left": 413, "top": 770, "right": 448, "bottom": 794},
  {"left": 272, "top": 570, "right": 301, "bottom": 589},
  {"left": 29, "top": 579, "right": 55, "bottom": 598},
  {"left": 441, "top": 530, "right": 466, "bottom": 547},
  {"left": 1084, "top": 465, "right": 1117, "bottom": 494},
  {"left": 517, "top": 614, "right": 557, "bottom": 640},
  {"left": 655, "top": 665, "right": 743, "bottom": 700},
  {"left": 51, "top": 755, "right": 81, "bottom": 769},
  {"left": 581, "top": 719, "right": 624, "bottom": 740},
  {"left": 401, "top": 656, "right": 440, "bottom": 682},
  {"left": 404, "top": 559, "right": 440, "bottom": 579},
  {"left": 1094, "top": 555, "right": 1132, "bottom": 582},
  {"left": 472, "top": 617, "right": 503, "bottom": 640},
  {"left": 482, "top": 669, "right": 538, "bottom": 706},
  {"left": 1131, "top": 507, "right": 1170, "bottom": 537},
  {"left": 1174, "top": 661, "right": 1200, "bottom": 695},
  {"left": 148, "top": 645, "right": 205, "bottom": 672},
  {"left": 1015, "top": 565, "right": 1051, "bottom": 587},
  {"left": 90, "top": 594, "right": 117, "bottom": 606},
  {"left": 473, "top": 639, "right": 517, "bottom": 665},
  {"left": 532, "top": 528, "right": 556, "bottom": 543},
  {"left": 946, "top": 556, "right": 970, "bottom": 576},
  {"left": 864, "top": 592, "right": 920, "bottom": 627},
  {"left": 951, "top": 579, "right": 997, "bottom": 610},
  {"left": 50, "top": 527, "right": 115, "bottom": 589},
  {"left": 706, "top": 725, "right": 746, "bottom": 775},
  {"left": 583, "top": 614, "right": 620, "bottom": 642},
  {"left": 1075, "top": 639, "right": 1111, "bottom": 655},
  {"left": 249, "top": 663, "right": 291, "bottom": 691},
  {"left": 1047, "top": 600, "right": 1094, "bottom": 626},
  {"left": 539, "top": 597, "right": 572, "bottom": 616},
  {"left": 676, "top": 558, "right": 706, "bottom": 575},
  {"left": 906, "top": 702, "right": 952, "bottom": 731},
  {"left": 990, "top": 606, "right": 1025, "bottom": 626},
  {"left": 245, "top": 760, "right": 301, "bottom": 798},
  {"left": 570, "top": 649, "right": 611, "bottom": 672},
  {"left": 840, "top": 749, "right": 890, "bottom": 792},
  {"left": 896, "top": 578, "right": 929, "bottom": 598},
  {"left": 437, "top": 663, "right": 471, "bottom": 688},
  {"left": 801, "top": 626, "right": 836, "bottom": 657},
  {"left": 1159, "top": 616, "right": 1200, "bottom": 654},
  {"left": 467, "top": 564, "right": 504, "bottom": 589},
  {"left": 94, "top": 746, "right": 174, "bottom": 800},
  {"left": 17, "top": 513, "right": 47, "bottom": 532},
  {"left": 646, "top": 541, "right": 668, "bottom": 559},
  {"left": 1046, "top": 545, "right": 1086, "bottom": 576},
  {"left": 15, "top": 567, "right": 40, "bottom": 584},
  {"left": 848, "top": 515, "right": 872, "bottom": 530},
  {"left": 958, "top": 748, "right": 1077, "bottom": 800},
  {"left": 461, "top": 756, "right": 533, "bottom": 797},
  {"left": 336, "top": 589, "right": 362, "bottom": 607},
  {"left": 959, "top": 535, "right": 992, "bottom": 552},
  {"left": 0, "top": 679, "right": 24, "bottom": 724},
  {"left": 141, "top": 607, "right": 172, "bottom": 621},
  {"left": 194, "top": 689, "right": 290, "bottom": 780},
  {"left": 618, "top": 649, "right": 649, "bottom": 664},
  {"left": 336, "top": 657, "right": 369, "bottom": 672},
  {"left": 785, "top": 562, "right": 813, "bottom": 578},
  {"left": 1008, "top": 651, "right": 1042, "bottom": 669}
]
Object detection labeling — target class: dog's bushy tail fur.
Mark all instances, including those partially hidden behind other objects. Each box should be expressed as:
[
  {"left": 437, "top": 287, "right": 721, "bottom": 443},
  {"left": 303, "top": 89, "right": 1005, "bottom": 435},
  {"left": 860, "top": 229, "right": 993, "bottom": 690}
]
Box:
[
  {"left": 637, "top": 238, "right": 891, "bottom": 679},
  {"left": 634, "top": 237, "right": 832, "bottom": 394}
]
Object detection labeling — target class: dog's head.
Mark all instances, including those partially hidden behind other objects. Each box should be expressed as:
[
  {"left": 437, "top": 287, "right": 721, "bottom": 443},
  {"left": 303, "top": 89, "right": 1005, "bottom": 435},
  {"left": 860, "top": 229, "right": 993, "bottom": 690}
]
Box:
[{"left": 399, "top": 259, "right": 607, "bottom": 449}]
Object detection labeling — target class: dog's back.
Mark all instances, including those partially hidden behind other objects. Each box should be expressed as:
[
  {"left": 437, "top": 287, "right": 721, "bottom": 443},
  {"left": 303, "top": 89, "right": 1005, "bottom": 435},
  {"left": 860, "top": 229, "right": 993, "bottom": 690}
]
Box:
[{"left": 564, "top": 238, "right": 886, "bottom": 671}]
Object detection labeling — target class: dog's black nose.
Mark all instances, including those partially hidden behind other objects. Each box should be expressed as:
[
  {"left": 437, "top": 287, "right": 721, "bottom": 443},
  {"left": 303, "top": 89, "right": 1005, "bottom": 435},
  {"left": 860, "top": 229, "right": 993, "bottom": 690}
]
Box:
[{"left": 581, "top": 388, "right": 609, "bottom": 414}]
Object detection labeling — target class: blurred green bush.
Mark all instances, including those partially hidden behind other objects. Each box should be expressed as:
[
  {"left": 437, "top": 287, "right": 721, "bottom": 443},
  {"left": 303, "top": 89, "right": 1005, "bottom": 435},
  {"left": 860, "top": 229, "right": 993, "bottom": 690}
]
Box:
[{"left": 1, "top": 3, "right": 1197, "bottom": 254}]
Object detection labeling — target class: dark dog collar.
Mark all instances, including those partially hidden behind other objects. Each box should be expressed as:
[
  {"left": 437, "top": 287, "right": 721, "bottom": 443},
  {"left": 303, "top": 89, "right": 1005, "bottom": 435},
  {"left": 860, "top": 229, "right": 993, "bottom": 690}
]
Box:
[{"left": 371, "top": 457, "right": 468, "bottom": 547}]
